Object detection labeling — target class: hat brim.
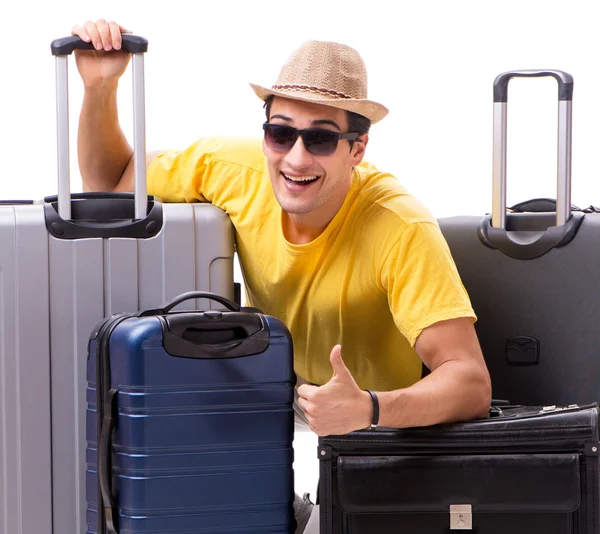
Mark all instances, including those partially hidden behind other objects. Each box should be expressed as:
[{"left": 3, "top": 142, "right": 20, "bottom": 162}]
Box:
[{"left": 250, "top": 83, "right": 389, "bottom": 124}]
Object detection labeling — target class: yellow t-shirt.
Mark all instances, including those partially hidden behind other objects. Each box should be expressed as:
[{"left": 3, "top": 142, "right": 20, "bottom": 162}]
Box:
[{"left": 148, "top": 136, "right": 475, "bottom": 391}]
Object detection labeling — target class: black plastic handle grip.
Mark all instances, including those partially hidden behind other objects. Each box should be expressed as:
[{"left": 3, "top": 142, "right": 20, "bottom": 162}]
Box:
[
  {"left": 43, "top": 196, "right": 163, "bottom": 239},
  {"left": 162, "top": 313, "right": 270, "bottom": 359},
  {"left": 139, "top": 292, "right": 242, "bottom": 317},
  {"left": 44, "top": 192, "right": 155, "bottom": 203},
  {"left": 98, "top": 388, "right": 119, "bottom": 534},
  {"left": 167, "top": 312, "right": 263, "bottom": 336},
  {"left": 51, "top": 34, "right": 148, "bottom": 56},
  {"left": 493, "top": 70, "right": 573, "bottom": 102},
  {"left": 164, "top": 292, "right": 241, "bottom": 313}
]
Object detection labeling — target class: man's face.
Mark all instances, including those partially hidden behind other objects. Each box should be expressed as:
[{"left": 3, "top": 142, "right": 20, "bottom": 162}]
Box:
[{"left": 263, "top": 97, "right": 367, "bottom": 218}]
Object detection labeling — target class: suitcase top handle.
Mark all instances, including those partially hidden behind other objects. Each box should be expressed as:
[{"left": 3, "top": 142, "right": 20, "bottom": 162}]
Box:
[
  {"left": 50, "top": 34, "right": 149, "bottom": 222},
  {"left": 491, "top": 69, "right": 573, "bottom": 230},
  {"left": 138, "top": 292, "right": 271, "bottom": 360},
  {"left": 164, "top": 292, "right": 240, "bottom": 314},
  {"left": 139, "top": 291, "right": 242, "bottom": 316}
]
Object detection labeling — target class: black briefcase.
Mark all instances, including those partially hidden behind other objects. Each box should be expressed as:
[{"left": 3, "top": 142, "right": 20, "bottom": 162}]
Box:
[{"left": 318, "top": 404, "right": 600, "bottom": 534}]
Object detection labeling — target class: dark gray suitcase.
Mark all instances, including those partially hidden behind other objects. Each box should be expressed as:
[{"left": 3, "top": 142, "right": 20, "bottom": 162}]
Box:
[
  {"left": 318, "top": 403, "right": 600, "bottom": 534},
  {"left": 438, "top": 69, "right": 600, "bottom": 406}
]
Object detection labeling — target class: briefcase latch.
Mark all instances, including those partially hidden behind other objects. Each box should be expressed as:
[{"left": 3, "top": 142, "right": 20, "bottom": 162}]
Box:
[{"left": 450, "top": 504, "right": 472, "bottom": 530}]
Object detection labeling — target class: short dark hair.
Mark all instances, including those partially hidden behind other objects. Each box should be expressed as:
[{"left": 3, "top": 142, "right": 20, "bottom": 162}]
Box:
[{"left": 263, "top": 95, "right": 370, "bottom": 150}]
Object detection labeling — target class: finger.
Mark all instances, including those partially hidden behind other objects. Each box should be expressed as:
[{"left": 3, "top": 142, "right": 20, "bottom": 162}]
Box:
[
  {"left": 303, "top": 414, "right": 319, "bottom": 434},
  {"left": 108, "top": 20, "right": 124, "bottom": 50},
  {"left": 71, "top": 24, "right": 91, "bottom": 43},
  {"left": 297, "top": 383, "right": 318, "bottom": 400},
  {"left": 83, "top": 20, "right": 102, "bottom": 50},
  {"left": 119, "top": 24, "right": 132, "bottom": 34},
  {"left": 297, "top": 396, "right": 310, "bottom": 413},
  {"left": 94, "top": 18, "right": 113, "bottom": 51}
]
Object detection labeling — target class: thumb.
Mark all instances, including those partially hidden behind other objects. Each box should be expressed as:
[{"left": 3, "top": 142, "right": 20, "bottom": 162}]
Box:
[{"left": 330, "top": 345, "right": 352, "bottom": 381}]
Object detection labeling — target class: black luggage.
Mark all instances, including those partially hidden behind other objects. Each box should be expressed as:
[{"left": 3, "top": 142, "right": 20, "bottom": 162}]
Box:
[
  {"left": 318, "top": 403, "right": 600, "bottom": 533},
  {"left": 438, "top": 70, "right": 600, "bottom": 406}
]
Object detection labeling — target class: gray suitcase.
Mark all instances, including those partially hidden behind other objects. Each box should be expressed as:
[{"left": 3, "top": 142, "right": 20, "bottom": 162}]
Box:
[
  {"left": 439, "top": 70, "right": 600, "bottom": 407},
  {"left": 0, "top": 35, "right": 236, "bottom": 534}
]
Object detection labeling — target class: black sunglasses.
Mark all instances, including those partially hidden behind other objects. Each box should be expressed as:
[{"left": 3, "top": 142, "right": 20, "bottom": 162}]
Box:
[{"left": 262, "top": 122, "right": 361, "bottom": 156}]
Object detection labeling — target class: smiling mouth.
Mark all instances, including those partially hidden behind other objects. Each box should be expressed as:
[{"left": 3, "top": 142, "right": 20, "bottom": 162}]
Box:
[{"left": 282, "top": 172, "right": 320, "bottom": 184}]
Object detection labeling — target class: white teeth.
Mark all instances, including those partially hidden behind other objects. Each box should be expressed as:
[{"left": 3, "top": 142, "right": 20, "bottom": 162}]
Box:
[{"left": 283, "top": 173, "right": 319, "bottom": 182}]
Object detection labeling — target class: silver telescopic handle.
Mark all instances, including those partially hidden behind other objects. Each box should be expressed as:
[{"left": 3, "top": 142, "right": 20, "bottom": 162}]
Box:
[
  {"left": 55, "top": 55, "right": 71, "bottom": 220},
  {"left": 52, "top": 35, "right": 149, "bottom": 221},
  {"left": 132, "top": 53, "right": 147, "bottom": 220},
  {"left": 491, "top": 69, "right": 574, "bottom": 229},
  {"left": 492, "top": 102, "right": 507, "bottom": 229},
  {"left": 556, "top": 100, "right": 573, "bottom": 227}
]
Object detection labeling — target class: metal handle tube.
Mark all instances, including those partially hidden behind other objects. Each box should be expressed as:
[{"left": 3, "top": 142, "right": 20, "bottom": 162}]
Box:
[
  {"left": 556, "top": 100, "right": 572, "bottom": 227},
  {"left": 55, "top": 56, "right": 71, "bottom": 221},
  {"left": 132, "top": 54, "right": 147, "bottom": 220},
  {"left": 492, "top": 102, "right": 507, "bottom": 229}
]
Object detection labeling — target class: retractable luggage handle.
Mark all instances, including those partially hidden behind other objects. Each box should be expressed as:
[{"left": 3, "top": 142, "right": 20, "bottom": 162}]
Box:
[
  {"left": 492, "top": 70, "right": 574, "bottom": 229},
  {"left": 50, "top": 35, "right": 149, "bottom": 221}
]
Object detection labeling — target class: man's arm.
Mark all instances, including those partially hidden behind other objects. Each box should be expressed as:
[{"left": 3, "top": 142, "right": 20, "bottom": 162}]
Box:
[
  {"left": 72, "top": 19, "right": 161, "bottom": 193},
  {"left": 78, "top": 81, "right": 133, "bottom": 192},
  {"left": 297, "top": 317, "right": 491, "bottom": 435},
  {"left": 376, "top": 317, "right": 491, "bottom": 428}
]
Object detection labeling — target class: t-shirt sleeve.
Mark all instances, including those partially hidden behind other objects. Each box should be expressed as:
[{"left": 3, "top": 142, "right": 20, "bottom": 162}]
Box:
[
  {"left": 146, "top": 136, "right": 265, "bottom": 207},
  {"left": 147, "top": 140, "right": 211, "bottom": 203},
  {"left": 380, "top": 221, "right": 476, "bottom": 347}
]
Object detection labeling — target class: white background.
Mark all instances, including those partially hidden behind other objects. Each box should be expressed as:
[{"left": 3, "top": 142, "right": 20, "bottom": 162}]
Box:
[{"left": 4, "top": 0, "right": 600, "bottom": 497}]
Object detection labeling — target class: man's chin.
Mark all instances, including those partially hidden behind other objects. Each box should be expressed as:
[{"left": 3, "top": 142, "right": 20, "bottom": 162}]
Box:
[{"left": 279, "top": 201, "right": 315, "bottom": 216}]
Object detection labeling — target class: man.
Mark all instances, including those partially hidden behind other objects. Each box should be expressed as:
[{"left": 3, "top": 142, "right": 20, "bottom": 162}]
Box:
[{"left": 72, "top": 19, "right": 491, "bottom": 533}]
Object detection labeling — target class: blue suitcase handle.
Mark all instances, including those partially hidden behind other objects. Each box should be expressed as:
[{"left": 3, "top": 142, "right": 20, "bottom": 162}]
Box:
[
  {"left": 164, "top": 291, "right": 241, "bottom": 313},
  {"left": 163, "top": 312, "right": 270, "bottom": 359},
  {"left": 140, "top": 292, "right": 269, "bottom": 358},
  {"left": 140, "top": 291, "right": 262, "bottom": 316}
]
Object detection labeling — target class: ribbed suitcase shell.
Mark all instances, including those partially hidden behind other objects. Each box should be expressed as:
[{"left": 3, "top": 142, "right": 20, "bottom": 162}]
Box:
[
  {"left": 0, "top": 202, "right": 235, "bottom": 534},
  {"left": 86, "top": 310, "right": 295, "bottom": 533}
]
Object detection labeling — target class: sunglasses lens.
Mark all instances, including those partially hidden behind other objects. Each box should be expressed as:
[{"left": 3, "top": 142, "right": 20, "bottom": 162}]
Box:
[
  {"left": 303, "top": 130, "right": 339, "bottom": 156},
  {"left": 264, "top": 124, "right": 297, "bottom": 151}
]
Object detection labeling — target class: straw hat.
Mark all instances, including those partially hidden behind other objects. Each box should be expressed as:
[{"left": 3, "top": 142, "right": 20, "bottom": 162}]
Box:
[{"left": 250, "top": 40, "right": 389, "bottom": 124}]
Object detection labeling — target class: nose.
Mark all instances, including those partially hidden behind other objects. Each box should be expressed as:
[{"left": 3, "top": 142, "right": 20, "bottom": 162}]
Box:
[{"left": 283, "top": 135, "right": 315, "bottom": 168}]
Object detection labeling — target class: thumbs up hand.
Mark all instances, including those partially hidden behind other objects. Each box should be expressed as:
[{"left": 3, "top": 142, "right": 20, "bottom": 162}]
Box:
[{"left": 297, "top": 345, "right": 373, "bottom": 436}]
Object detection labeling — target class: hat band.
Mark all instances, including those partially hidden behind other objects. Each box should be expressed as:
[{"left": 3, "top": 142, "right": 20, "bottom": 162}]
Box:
[{"left": 271, "top": 84, "right": 353, "bottom": 99}]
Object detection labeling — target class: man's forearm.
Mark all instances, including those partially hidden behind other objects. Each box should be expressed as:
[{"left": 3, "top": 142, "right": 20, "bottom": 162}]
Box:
[
  {"left": 78, "top": 83, "right": 132, "bottom": 192},
  {"left": 376, "top": 360, "right": 491, "bottom": 429}
]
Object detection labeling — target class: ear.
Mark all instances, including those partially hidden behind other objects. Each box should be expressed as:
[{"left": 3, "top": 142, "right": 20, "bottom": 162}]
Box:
[{"left": 350, "top": 133, "right": 369, "bottom": 166}]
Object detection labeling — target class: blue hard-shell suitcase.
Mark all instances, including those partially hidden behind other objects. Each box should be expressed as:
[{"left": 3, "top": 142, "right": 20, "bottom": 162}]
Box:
[{"left": 86, "top": 292, "right": 296, "bottom": 534}]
